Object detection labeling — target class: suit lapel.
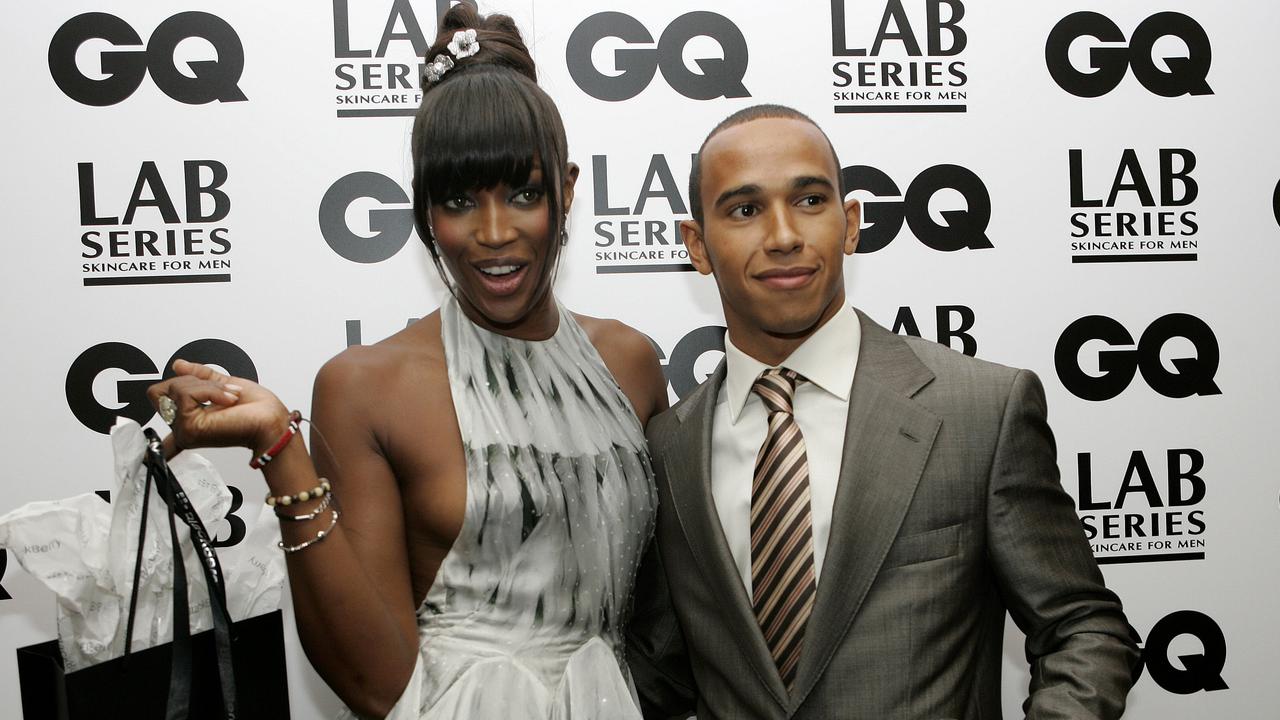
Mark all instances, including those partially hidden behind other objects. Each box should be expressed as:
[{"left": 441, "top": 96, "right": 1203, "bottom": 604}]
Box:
[
  {"left": 789, "top": 311, "right": 942, "bottom": 708},
  {"left": 665, "top": 362, "right": 791, "bottom": 710}
]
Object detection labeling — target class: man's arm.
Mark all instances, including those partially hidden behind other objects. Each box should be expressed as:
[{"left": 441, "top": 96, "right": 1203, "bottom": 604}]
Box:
[
  {"left": 986, "top": 369, "right": 1141, "bottom": 719},
  {"left": 627, "top": 537, "right": 698, "bottom": 719}
]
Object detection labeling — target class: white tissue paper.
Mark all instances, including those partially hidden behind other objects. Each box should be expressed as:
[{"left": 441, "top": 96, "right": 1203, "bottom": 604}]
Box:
[{"left": 0, "top": 418, "right": 285, "bottom": 671}]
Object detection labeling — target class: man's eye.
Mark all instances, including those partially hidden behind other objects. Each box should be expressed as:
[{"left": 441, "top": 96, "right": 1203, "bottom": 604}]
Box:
[
  {"left": 799, "top": 194, "right": 826, "bottom": 207},
  {"left": 729, "top": 204, "right": 758, "bottom": 218}
]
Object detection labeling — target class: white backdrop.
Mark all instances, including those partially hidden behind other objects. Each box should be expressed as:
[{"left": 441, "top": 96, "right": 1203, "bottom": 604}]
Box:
[{"left": 1, "top": 1, "right": 1278, "bottom": 717}]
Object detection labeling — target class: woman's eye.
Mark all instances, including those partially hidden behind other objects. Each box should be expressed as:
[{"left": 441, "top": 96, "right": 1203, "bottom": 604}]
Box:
[
  {"left": 441, "top": 195, "right": 474, "bottom": 210},
  {"left": 512, "top": 188, "right": 544, "bottom": 205}
]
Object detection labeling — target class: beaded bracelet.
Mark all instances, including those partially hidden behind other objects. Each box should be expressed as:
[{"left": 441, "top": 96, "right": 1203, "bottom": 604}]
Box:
[
  {"left": 265, "top": 478, "right": 332, "bottom": 508},
  {"left": 250, "top": 410, "right": 303, "bottom": 469},
  {"left": 274, "top": 489, "right": 333, "bottom": 522},
  {"left": 278, "top": 508, "right": 339, "bottom": 554}
]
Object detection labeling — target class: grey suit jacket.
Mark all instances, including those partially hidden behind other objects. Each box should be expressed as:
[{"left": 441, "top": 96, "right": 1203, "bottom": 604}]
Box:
[{"left": 628, "top": 311, "right": 1139, "bottom": 719}]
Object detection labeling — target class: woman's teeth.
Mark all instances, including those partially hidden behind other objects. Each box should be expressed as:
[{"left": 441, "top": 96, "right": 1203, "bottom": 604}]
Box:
[{"left": 479, "top": 265, "right": 520, "bottom": 276}]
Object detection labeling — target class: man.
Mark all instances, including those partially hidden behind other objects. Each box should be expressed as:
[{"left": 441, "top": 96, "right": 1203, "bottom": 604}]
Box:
[{"left": 627, "top": 105, "right": 1139, "bottom": 719}]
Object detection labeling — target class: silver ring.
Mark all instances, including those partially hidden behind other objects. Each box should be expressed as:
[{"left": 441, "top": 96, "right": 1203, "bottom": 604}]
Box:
[{"left": 157, "top": 395, "right": 178, "bottom": 425}]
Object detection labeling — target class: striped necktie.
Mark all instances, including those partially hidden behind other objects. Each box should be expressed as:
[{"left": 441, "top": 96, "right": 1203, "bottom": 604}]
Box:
[{"left": 750, "top": 367, "right": 816, "bottom": 692}]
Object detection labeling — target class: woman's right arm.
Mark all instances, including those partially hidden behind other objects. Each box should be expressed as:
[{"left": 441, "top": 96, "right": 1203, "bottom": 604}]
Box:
[{"left": 149, "top": 357, "right": 419, "bottom": 719}]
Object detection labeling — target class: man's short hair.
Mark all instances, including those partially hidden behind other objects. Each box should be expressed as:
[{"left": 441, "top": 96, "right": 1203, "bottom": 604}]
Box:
[{"left": 688, "top": 104, "right": 846, "bottom": 226}]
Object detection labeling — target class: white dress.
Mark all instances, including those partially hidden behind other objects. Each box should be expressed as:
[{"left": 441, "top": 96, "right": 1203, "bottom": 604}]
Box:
[{"left": 343, "top": 298, "right": 657, "bottom": 719}]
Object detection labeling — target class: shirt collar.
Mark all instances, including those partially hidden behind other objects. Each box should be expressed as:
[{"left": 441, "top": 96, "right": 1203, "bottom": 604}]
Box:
[{"left": 723, "top": 303, "right": 861, "bottom": 424}]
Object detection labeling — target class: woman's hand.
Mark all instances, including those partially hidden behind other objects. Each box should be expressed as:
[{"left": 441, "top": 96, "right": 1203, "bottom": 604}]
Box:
[{"left": 146, "top": 359, "right": 291, "bottom": 457}]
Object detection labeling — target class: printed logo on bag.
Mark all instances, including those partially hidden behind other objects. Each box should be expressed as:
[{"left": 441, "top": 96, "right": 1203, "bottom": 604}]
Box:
[
  {"left": 319, "top": 171, "right": 415, "bottom": 263},
  {"left": 332, "top": 0, "right": 473, "bottom": 118},
  {"left": 49, "top": 12, "right": 246, "bottom": 106},
  {"left": 78, "top": 161, "right": 235, "bottom": 286},
  {"left": 891, "top": 305, "right": 978, "bottom": 356},
  {"left": 588, "top": 153, "right": 696, "bottom": 273},
  {"left": 1046, "top": 12, "right": 1212, "bottom": 98},
  {"left": 1054, "top": 314, "right": 1220, "bottom": 401},
  {"left": 843, "top": 164, "right": 992, "bottom": 253},
  {"left": 1067, "top": 148, "right": 1200, "bottom": 263},
  {"left": 645, "top": 325, "right": 727, "bottom": 400},
  {"left": 1138, "top": 611, "right": 1229, "bottom": 694},
  {"left": 566, "top": 11, "right": 749, "bottom": 101},
  {"left": 830, "top": 0, "right": 969, "bottom": 113},
  {"left": 66, "top": 340, "right": 258, "bottom": 434},
  {"left": 1073, "top": 448, "right": 1207, "bottom": 564}
]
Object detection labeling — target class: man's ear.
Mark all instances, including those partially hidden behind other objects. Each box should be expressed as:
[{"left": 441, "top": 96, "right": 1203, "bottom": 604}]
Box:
[
  {"left": 680, "top": 220, "right": 714, "bottom": 275},
  {"left": 843, "top": 197, "right": 861, "bottom": 255},
  {"left": 562, "top": 162, "right": 580, "bottom": 212}
]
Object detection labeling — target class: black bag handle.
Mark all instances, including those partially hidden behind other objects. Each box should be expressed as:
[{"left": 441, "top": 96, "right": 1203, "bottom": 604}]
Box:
[{"left": 121, "top": 429, "right": 239, "bottom": 720}]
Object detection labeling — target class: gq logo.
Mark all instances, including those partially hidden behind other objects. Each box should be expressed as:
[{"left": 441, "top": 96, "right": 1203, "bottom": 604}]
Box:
[
  {"left": 66, "top": 339, "right": 257, "bottom": 433},
  {"left": 650, "top": 326, "right": 726, "bottom": 399},
  {"left": 1055, "top": 314, "right": 1220, "bottom": 401},
  {"left": 318, "top": 172, "right": 414, "bottom": 264},
  {"left": 49, "top": 12, "right": 246, "bottom": 106},
  {"left": 566, "top": 12, "right": 749, "bottom": 101},
  {"left": 1273, "top": 179, "right": 1280, "bottom": 227},
  {"left": 1139, "top": 611, "right": 1228, "bottom": 694},
  {"left": 842, "top": 165, "right": 992, "bottom": 253},
  {"left": 1045, "top": 12, "right": 1212, "bottom": 98},
  {"left": 0, "top": 550, "right": 10, "bottom": 601}
]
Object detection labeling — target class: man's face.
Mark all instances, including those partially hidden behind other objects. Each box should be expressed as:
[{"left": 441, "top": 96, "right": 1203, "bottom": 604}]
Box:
[{"left": 683, "top": 117, "right": 860, "bottom": 362}]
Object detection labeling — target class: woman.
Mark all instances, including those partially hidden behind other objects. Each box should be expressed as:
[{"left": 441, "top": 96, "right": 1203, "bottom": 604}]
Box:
[{"left": 147, "top": 7, "right": 668, "bottom": 719}]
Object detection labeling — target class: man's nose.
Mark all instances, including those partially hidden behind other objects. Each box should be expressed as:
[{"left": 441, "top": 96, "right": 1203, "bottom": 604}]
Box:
[{"left": 763, "top": 204, "right": 803, "bottom": 253}]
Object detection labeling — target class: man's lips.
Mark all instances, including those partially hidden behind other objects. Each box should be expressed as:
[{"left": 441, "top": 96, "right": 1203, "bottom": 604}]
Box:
[{"left": 755, "top": 266, "right": 817, "bottom": 290}]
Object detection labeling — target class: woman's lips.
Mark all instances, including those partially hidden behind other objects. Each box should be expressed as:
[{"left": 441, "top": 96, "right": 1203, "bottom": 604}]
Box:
[{"left": 475, "top": 263, "right": 529, "bottom": 296}]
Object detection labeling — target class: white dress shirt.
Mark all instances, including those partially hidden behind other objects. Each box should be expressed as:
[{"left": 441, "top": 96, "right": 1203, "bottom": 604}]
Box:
[{"left": 710, "top": 304, "right": 861, "bottom": 596}]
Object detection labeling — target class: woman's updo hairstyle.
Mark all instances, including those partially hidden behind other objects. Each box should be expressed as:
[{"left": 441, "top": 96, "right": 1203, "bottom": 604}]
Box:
[{"left": 410, "top": 5, "right": 569, "bottom": 274}]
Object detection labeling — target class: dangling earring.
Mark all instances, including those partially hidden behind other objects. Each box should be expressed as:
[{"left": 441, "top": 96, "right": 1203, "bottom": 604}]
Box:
[{"left": 560, "top": 216, "right": 569, "bottom": 246}]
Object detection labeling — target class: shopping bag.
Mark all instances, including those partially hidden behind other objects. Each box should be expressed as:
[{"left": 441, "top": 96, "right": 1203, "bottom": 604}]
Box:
[
  {"left": 17, "top": 610, "right": 290, "bottom": 720},
  {"left": 14, "top": 428, "right": 291, "bottom": 719}
]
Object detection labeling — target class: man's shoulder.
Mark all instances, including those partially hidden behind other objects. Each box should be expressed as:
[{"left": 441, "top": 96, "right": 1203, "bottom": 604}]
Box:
[
  {"left": 860, "top": 313, "right": 1033, "bottom": 410},
  {"left": 646, "top": 366, "right": 721, "bottom": 448}
]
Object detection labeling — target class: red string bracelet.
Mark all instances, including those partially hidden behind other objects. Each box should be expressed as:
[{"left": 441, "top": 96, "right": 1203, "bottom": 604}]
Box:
[{"left": 250, "top": 410, "right": 302, "bottom": 469}]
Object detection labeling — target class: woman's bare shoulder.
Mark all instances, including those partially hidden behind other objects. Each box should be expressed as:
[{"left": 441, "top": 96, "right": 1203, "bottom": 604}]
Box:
[{"left": 315, "top": 311, "right": 446, "bottom": 404}]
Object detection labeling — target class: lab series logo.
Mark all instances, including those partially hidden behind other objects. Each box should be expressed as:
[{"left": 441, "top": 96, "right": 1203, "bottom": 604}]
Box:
[
  {"left": 842, "top": 163, "right": 992, "bottom": 253},
  {"left": 566, "top": 11, "right": 749, "bottom": 102},
  {"left": 1073, "top": 448, "right": 1207, "bottom": 564},
  {"left": 49, "top": 12, "right": 246, "bottom": 106},
  {"left": 891, "top": 305, "right": 978, "bottom": 356},
  {"left": 331, "top": 0, "right": 464, "bottom": 118},
  {"left": 78, "top": 161, "right": 234, "bottom": 286},
  {"left": 588, "top": 153, "right": 695, "bottom": 274},
  {"left": 1067, "top": 148, "right": 1199, "bottom": 263},
  {"left": 1046, "top": 12, "right": 1212, "bottom": 98},
  {"left": 65, "top": 339, "right": 257, "bottom": 434},
  {"left": 830, "top": 0, "right": 969, "bottom": 114},
  {"left": 1054, "top": 314, "right": 1220, "bottom": 401}
]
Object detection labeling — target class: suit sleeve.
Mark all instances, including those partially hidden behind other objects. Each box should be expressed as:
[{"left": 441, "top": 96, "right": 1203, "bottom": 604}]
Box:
[
  {"left": 627, "top": 538, "right": 697, "bottom": 719},
  {"left": 626, "top": 422, "right": 697, "bottom": 720},
  {"left": 985, "top": 369, "right": 1141, "bottom": 719}
]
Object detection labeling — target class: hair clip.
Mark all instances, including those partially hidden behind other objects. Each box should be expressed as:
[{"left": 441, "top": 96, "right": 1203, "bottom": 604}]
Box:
[
  {"left": 425, "top": 29, "right": 481, "bottom": 84},
  {"left": 448, "top": 29, "right": 480, "bottom": 59},
  {"left": 424, "top": 54, "right": 455, "bottom": 83}
]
